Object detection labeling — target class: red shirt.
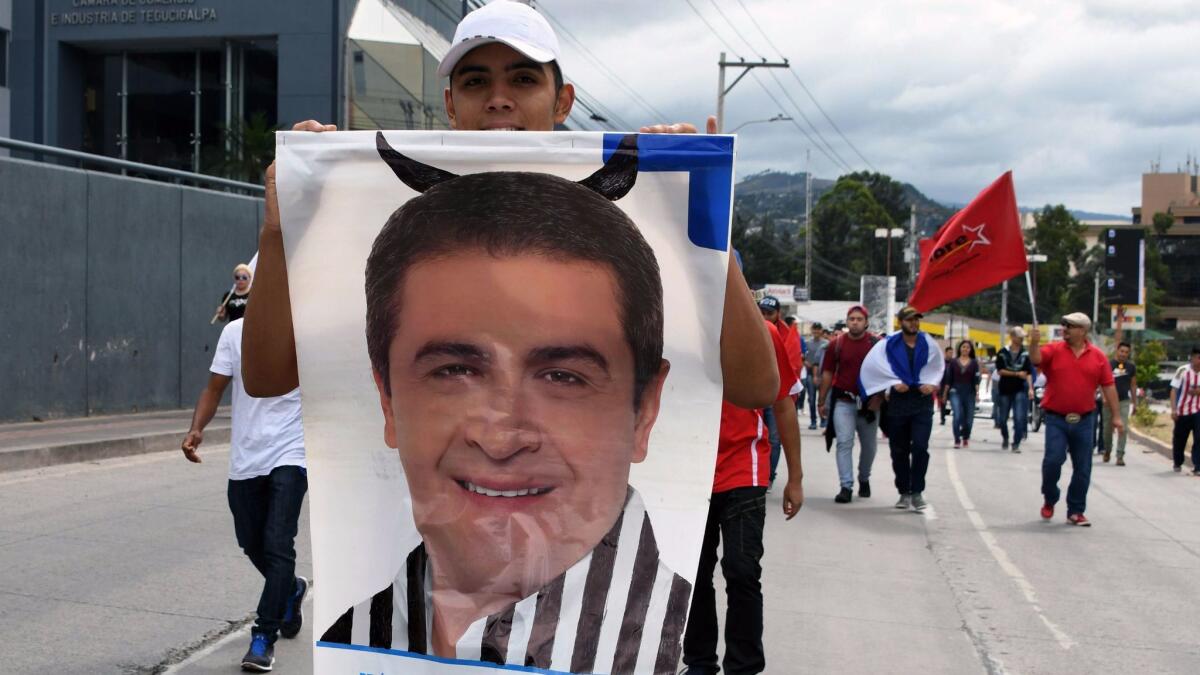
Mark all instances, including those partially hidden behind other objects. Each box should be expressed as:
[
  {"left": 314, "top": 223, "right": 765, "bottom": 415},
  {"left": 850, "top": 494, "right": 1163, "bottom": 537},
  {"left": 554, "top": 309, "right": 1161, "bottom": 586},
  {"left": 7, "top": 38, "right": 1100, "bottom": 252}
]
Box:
[
  {"left": 713, "top": 321, "right": 798, "bottom": 493},
  {"left": 1039, "top": 340, "right": 1115, "bottom": 415},
  {"left": 775, "top": 319, "right": 803, "bottom": 379},
  {"left": 821, "top": 332, "right": 876, "bottom": 392}
]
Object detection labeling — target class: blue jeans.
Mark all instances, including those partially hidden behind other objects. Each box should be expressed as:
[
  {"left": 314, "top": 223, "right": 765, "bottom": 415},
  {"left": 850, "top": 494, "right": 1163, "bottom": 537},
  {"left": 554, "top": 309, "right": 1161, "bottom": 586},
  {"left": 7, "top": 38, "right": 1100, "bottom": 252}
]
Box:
[
  {"left": 949, "top": 387, "right": 976, "bottom": 443},
  {"left": 803, "top": 373, "right": 819, "bottom": 427},
  {"left": 227, "top": 465, "right": 308, "bottom": 640},
  {"left": 684, "top": 487, "right": 767, "bottom": 675},
  {"left": 762, "top": 406, "right": 782, "bottom": 484},
  {"left": 996, "top": 389, "right": 1029, "bottom": 446},
  {"left": 832, "top": 399, "right": 878, "bottom": 489},
  {"left": 887, "top": 409, "right": 934, "bottom": 495},
  {"left": 1042, "top": 412, "right": 1095, "bottom": 515}
]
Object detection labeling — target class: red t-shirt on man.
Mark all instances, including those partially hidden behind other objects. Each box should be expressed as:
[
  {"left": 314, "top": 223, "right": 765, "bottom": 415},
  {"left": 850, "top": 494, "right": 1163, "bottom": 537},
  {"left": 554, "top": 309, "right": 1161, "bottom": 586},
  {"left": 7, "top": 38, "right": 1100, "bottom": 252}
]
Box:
[
  {"left": 713, "top": 320, "right": 798, "bottom": 493},
  {"left": 821, "top": 332, "right": 876, "bottom": 392},
  {"left": 1038, "top": 340, "right": 1115, "bottom": 415},
  {"left": 774, "top": 319, "right": 803, "bottom": 379}
]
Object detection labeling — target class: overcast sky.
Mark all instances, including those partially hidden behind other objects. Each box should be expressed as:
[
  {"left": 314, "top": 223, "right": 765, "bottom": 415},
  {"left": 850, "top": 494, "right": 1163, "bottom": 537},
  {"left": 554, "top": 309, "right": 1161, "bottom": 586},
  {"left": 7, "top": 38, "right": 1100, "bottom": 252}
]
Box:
[{"left": 534, "top": 0, "right": 1200, "bottom": 216}]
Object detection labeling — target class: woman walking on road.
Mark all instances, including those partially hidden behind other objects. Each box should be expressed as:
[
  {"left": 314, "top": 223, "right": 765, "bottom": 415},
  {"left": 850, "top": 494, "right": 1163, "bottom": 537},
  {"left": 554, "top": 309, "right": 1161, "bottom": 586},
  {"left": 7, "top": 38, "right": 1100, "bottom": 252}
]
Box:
[{"left": 943, "top": 340, "right": 981, "bottom": 448}]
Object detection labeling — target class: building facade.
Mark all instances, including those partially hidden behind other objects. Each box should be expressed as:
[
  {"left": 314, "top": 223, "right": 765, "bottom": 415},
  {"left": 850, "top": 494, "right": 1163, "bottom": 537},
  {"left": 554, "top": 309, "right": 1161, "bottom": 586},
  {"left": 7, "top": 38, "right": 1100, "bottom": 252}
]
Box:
[{"left": 5, "top": 0, "right": 462, "bottom": 172}]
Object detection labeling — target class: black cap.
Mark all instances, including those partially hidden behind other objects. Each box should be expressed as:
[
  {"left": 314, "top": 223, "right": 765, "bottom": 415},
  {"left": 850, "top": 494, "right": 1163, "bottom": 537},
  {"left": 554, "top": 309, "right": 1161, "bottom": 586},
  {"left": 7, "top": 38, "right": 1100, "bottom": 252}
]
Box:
[{"left": 758, "top": 296, "right": 781, "bottom": 312}]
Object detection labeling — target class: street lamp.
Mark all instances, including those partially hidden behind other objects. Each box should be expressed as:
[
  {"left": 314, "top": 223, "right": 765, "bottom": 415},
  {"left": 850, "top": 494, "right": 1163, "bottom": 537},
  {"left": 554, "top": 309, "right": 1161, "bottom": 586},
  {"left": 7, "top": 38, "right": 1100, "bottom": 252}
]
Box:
[
  {"left": 874, "top": 227, "right": 905, "bottom": 277},
  {"left": 729, "top": 113, "right": 792, "bottom": 133}
]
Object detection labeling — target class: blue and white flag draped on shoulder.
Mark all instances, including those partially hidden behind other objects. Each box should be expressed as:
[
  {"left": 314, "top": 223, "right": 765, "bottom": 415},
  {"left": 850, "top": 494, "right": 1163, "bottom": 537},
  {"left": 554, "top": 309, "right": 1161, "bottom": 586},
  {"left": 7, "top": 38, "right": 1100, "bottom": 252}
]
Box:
[{"left": 859, "top": 332, "right": 945, "bottom": 397}]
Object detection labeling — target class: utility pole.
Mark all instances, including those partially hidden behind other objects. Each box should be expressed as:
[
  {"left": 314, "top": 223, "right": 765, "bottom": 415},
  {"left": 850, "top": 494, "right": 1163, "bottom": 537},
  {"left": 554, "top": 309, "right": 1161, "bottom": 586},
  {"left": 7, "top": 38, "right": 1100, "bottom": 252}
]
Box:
[
  {"left": 1093, "top": 271, "right": 1100, "bottom": 335},
  {"left": 1000, "top": 280, "right": 1008, "bottom": 337},
  {"left": 716, "top": 52, "right": 790, "bottom": 132},
  {"left": 804, "top": 149, "right": 812, "bottom": 297},
  {"left": 907, "top": 203, "right": 917, "bottom": 293}
]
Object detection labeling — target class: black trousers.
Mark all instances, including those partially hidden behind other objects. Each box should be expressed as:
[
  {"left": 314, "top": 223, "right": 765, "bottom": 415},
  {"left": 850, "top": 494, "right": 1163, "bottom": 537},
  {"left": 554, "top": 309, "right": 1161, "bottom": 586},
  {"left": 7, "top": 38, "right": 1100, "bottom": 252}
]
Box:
[
  {"left": 683, "top": 487, "right": 767, "bottom": 675},
  {"left": 1172, "top": 412, "right": 1200, "bottom": 468},
  {"left": 227, "top": 465, "right": 308, "bottom": 640},
  {"left": 888, "top": 409, "right": 934, "bottom": 495}
]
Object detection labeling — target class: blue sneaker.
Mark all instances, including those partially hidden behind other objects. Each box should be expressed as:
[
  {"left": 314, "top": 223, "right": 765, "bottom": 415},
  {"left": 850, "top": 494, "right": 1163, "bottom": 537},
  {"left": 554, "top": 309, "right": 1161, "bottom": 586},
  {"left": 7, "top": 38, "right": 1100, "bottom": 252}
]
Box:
[
  {"left": 280, "top": 576, "right": 309, "bottom": 639},
  {"left": 241, "top": 632, "right": 274, "bottom": 672}
]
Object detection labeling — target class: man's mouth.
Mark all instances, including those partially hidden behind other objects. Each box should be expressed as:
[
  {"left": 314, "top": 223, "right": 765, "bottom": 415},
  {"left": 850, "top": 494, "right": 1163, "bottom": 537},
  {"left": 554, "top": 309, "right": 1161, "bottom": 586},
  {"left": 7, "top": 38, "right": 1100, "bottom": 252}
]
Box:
[
  {"left": 456, "top": 480, "right": 553, "bottom": 498},
  {"left": 482, "top": 126, "right": 523, "bottom": 131}
]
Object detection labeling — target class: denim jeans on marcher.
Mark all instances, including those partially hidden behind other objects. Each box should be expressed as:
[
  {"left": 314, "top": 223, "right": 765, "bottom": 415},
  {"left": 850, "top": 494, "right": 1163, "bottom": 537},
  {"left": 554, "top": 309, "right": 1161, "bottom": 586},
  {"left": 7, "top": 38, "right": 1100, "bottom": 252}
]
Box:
[
  {"left": 683, "top": 487, "right": 767, "bottom": 675},
  {"left": 1172, "top": 412, "right": 1200, "bottom": 469},
  {"left": 1042, "top": 413, "right": 1095, "bottom": 515},
  {"left": 804, "top": 374, "right": 819, "bottom": 426},
  {"left": 949, "top": 387, "right": 976, "bottom": 443},
  {"left": 832, "top": 399, "right": 878, "bottom": 489},
  {"left": 227, "top": 465, "right": 308, "bottom": 639},
  {"left": 887, "top": 409, "right": 933, "bottom": 495},
  {"left": 995, "top": 389, "right": 1029, "bottom": 446},
  {"left": 762, "top": 406, "right": 782, "bottom": 484}
]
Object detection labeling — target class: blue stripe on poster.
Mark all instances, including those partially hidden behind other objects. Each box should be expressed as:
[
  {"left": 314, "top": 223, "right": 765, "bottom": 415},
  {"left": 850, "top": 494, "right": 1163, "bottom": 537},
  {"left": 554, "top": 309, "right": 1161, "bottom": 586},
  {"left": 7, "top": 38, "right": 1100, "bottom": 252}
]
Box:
[
  {"left": 315, "top": 641, "right": 574, "bottom": 674},
  {"left": 603, "top": 133, "right": 734, "bottom": 252}
]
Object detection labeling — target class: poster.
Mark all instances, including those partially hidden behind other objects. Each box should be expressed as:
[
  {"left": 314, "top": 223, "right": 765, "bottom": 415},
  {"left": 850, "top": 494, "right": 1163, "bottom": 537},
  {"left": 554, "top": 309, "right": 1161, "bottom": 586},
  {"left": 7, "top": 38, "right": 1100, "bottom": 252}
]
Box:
[{"left": 275, "top": 130, "right": 735, "bottom": 674}]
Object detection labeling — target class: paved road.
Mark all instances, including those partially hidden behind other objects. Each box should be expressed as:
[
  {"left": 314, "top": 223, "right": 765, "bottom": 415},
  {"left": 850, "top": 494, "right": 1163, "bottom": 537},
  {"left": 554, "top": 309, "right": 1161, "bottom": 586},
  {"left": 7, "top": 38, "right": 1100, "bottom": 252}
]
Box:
[{"left": 2, "top": 420, "right": 1197, "bottom": 674}]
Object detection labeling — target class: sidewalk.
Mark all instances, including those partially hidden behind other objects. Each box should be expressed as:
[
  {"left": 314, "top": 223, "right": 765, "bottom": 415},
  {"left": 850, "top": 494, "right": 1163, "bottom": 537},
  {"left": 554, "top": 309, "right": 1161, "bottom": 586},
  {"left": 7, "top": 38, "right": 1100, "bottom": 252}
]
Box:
[{"left": 0, "top": 407, "right": 230, "bottom": 472}]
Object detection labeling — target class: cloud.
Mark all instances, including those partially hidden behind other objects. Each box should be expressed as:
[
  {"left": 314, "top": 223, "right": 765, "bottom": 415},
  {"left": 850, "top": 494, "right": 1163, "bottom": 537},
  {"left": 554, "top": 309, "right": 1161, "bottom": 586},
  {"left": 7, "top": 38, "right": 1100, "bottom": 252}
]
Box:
[{"left": 535, "top": 0, "right": 1200, "bottom": 214}]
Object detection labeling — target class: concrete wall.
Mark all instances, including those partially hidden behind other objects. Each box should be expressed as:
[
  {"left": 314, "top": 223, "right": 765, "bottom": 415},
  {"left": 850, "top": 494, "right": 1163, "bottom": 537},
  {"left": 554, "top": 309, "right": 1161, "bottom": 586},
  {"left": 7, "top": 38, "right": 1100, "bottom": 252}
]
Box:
[{"left": 0, "top": 156, "right": 261, "bottom": 422}]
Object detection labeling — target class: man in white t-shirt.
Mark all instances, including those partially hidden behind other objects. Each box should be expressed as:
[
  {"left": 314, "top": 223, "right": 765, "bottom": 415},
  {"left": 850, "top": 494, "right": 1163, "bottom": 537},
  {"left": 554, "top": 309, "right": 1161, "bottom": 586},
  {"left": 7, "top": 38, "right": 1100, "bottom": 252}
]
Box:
[{"left": 182, "top": 318, "right": 308, "bottom": 672}]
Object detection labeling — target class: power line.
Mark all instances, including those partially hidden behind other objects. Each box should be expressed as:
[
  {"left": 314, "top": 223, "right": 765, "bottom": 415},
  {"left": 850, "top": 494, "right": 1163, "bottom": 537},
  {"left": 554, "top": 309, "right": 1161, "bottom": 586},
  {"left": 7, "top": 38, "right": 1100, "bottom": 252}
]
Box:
[
  {"left": 537, "top": 2, "right": 670, "bottom": 124},
  {"left": 680, "top": 0, "right": 851, "bottom": 173},
  {"left": 731, "top": 0, "right": 878, "bottom": 172},
  {"left": 699, "top": 0, "right": 852, "bottom": 172}
]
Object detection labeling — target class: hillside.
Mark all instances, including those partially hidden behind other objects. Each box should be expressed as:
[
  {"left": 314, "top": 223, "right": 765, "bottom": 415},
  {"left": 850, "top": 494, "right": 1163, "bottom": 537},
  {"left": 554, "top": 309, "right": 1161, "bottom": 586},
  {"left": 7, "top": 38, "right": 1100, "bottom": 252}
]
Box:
[{"left": 735, "top": 170, "right": 955, "bottom": 235}]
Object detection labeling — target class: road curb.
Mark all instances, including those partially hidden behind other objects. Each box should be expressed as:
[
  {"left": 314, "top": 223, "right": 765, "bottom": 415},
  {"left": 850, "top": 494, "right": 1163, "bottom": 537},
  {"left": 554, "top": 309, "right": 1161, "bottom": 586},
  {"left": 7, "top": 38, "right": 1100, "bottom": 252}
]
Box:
[
  {"left": 1129, "top": 425, "right": 1171, "bottom": 459},
  {"left": 0, "top": 425, "right": 230, "bottom": 473}
]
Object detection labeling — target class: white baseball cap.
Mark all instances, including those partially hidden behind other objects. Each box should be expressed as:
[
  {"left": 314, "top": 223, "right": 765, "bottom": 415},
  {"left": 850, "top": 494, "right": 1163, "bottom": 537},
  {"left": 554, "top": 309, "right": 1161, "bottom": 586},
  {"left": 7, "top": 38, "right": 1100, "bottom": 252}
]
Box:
[{"left": 437, "top": 1, "right": 560, "bottom": 78}]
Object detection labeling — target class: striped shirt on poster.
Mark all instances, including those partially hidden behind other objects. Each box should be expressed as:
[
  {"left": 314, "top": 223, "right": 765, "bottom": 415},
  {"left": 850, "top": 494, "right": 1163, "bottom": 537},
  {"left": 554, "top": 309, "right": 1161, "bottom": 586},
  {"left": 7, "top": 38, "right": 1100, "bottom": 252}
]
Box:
[
  {"left": 318, "top": 488, "right": 691, "bottom": 674},
  {"left": 1171, "top": 364, "right": 1200, "bottom": 416}
]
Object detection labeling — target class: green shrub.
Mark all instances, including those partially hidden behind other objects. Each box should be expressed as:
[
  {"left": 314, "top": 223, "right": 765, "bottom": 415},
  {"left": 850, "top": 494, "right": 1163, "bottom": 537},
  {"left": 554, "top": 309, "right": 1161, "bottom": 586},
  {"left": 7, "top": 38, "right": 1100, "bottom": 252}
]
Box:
[{"left": 1132, "top": 400, "right": 1158, "bottom": 428}]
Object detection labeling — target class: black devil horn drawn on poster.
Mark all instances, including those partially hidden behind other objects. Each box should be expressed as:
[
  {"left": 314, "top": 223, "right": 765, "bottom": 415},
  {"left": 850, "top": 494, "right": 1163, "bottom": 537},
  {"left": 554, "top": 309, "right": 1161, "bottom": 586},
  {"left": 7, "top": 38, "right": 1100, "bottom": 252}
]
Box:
[{"left": 375, "top": 131, "right": 640, "bottom": 201}]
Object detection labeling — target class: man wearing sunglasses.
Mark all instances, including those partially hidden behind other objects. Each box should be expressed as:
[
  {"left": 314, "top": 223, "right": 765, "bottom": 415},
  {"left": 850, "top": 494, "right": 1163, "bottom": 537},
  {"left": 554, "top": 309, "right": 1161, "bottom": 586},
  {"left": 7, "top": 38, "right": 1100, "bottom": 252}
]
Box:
[{"left": 1029, "top": 313, "right": 1120, "bottom": 527}]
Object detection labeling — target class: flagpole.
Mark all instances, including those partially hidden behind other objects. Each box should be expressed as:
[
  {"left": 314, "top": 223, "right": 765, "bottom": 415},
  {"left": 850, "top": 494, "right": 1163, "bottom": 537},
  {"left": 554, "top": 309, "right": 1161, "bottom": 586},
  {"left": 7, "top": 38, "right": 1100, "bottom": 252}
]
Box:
[{"left": 1025, "top": 270, "right": 1038, "bottom": 327}]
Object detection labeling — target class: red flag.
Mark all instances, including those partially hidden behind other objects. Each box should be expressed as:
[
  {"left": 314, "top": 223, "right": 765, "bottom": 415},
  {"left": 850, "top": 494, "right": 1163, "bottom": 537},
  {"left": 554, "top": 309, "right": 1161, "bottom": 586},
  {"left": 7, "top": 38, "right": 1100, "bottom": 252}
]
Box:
[{"left": 908, "top": 171, "right": 1027, "bottom": 312}]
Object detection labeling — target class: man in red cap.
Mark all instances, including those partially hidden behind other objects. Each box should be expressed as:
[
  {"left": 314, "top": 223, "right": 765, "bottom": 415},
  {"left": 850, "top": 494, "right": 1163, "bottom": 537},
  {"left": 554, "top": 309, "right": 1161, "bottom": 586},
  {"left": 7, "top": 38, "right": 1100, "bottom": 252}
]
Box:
[{"left": 818, "top": 305, "right": 881, "bottom": 503}]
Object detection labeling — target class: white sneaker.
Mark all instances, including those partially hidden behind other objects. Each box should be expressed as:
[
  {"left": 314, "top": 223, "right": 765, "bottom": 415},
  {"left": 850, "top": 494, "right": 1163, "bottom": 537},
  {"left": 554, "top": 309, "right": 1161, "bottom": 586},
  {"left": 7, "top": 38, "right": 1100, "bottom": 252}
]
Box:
[{"left": 895, "top": 494, "right": 912, "bottom": 509}]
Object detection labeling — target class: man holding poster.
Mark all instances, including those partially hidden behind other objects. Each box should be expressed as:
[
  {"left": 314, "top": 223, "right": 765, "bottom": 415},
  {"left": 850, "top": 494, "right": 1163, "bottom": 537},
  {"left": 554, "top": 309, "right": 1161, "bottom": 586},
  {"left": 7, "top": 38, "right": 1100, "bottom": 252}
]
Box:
[{"left": 245, "top": 4, "right": 780, "bottom": 673}]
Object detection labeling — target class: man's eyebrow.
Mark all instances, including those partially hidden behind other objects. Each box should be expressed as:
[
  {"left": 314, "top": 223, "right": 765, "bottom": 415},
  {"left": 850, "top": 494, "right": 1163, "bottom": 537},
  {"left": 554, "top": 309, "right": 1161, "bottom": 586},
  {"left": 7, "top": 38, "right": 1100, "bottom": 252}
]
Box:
[
  {"left": 528, "top": 345, "right": 610, "bottom": 374},
  {"left": 412, "top": 341, "right": 489, "bottom": 363},
  {"left": 505, "top": 59, "right": 547, "bottom": 73}
]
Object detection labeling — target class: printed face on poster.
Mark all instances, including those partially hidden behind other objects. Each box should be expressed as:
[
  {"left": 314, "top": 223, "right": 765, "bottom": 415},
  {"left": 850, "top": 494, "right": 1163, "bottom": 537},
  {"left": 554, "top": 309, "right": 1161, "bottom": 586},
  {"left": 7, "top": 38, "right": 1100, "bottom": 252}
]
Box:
[{"left": 275, "top": 130, "right": 735, "bottom": 674}]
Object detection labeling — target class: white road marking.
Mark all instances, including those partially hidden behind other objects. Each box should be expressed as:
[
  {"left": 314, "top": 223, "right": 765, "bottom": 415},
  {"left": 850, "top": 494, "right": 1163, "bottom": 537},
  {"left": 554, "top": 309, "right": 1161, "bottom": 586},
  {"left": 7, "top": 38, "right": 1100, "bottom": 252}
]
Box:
[{"left": 944, "top": 448, "right": 1076, "bottom": 650}]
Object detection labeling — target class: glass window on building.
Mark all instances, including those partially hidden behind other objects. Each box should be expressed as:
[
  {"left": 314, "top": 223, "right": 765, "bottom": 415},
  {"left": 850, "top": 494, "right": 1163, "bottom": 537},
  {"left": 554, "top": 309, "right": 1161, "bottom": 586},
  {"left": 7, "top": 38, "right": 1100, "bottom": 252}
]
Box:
[
  {"left": 1, "top": 28, "right": 9, "bottom": 88},
  {"left": 78, "top": 41, "right": 278, "bottom": 180}
]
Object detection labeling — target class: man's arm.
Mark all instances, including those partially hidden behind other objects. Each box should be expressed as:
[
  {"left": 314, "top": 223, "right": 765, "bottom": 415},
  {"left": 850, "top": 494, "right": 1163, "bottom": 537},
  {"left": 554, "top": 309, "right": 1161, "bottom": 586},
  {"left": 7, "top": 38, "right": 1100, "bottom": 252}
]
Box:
[
  {"left": 721, "top": 257, "right": 778, "bottom": 409},
  {"left": 1101, "top": 384, "right": 1123, "bottom": 433},
  {"left": 1130, "top": 375, "right": 1138, "bottom": 408},
  {"left": 1028, "top": 329, "right": 1043, "bottom": 366},
  {"left": 818, "top": 370, "right": 833, "bottom": 419},
  {"left": 1170, "top": 384, "right": 1179, "bottom": 421},
  {"left": 242, "top": 120, "right": 336, "bottom": 397},
  {"left": 773, "top": 397, "right": 804, "bottom": 520},
  {"left": 182, "top": 373, "right": 233, "bottom": 463}
]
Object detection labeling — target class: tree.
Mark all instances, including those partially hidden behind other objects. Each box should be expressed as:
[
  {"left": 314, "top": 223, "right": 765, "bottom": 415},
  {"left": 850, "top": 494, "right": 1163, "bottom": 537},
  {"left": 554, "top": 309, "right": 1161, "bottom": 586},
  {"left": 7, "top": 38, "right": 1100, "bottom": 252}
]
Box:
[
  {"left": 1031, "top": 205, "right": 1086, "bottom": 319},
  {"left": 810, "top": 178, "right": 896, "bottom": 300}
]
